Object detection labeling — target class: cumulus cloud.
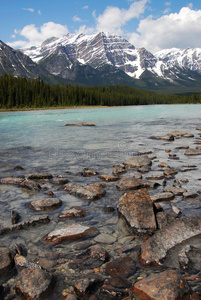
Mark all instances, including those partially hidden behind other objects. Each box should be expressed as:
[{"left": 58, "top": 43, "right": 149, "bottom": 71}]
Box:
[
  {"left": 128, "top": 7, "right": 201, "bottom": 53},
  {"left": 8, "top": 22, "right": 68, "bottom": 48},
  {"left": 95, "top": 0, "right": 149, "bottom": 35}
]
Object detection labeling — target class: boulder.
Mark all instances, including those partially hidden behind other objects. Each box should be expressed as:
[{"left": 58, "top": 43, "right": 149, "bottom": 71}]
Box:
[
  {"left": 64, "top": 182, "right": 105, "bottom": 200},
  {"left": 65, "top": 122, "right": 95, "bottom": 126},
  {"left": 16, "top": 262, "right": 52, "bottom": 299},
  {"left": 117, "top": 189, "right": 157, "bottom": 230},
  {"left": 133, "top": 269, "right": 189, "bottom": 300},
  {"left": 105, "top": 256, "right": 136, "bottom": 278},
  {"left": 98, "top": 174, "right": 119, "bottom": 182},
  {"left": 124, "top": 155, "right": 152, "bottom": 170},
  {"left": 28, "top": 198, "right": 62, "bottom": 212},
  {"left": 58, "top": 206, "right": 87, "bottom": 219},
  {"left": 185, "top": 148, "right": 201, "bottom": 155},
  {"left": 45, "top": 224, "right": 98, "bottom": 244},
  {"left": 116, "top": 177, "right": 159, "bottom": 191},
  {"left": 26, "top": 173, "right": 53, "bottom": 180},
  {"left": 0, "top": 246, "right": 13, "bottom": 276},
  {"left": 140, "top": 216, "right": 201, "bottom": 265}
]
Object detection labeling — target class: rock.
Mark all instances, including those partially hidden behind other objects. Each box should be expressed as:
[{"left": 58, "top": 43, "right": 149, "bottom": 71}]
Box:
[
  {"left": 164, "top": 185, "right": 187, "bottom": 195},
  {"left": 112, "top": 164, "right": 126, "bottom": 176},
  {"left": 105, "top": 256, "right": 136, "bottom": 278},
  {"left": 64, "top": 182, "right": 106, "bottom": 200},
  {"left": 74, "top": 273, "right": 103, "bottom": 298},
  {"left": 116, "top": 177, "right": 159, "bottom": 191},
  {"left": 65, "top": 122, "right": 96, "bottom": 126},
  {"left": 50, "top": 178, "right": 69, "bottom": 185},
  {"left": 137, "top": 150, "right": 152, "bottom": 155},
  {"left": 20, "top": 179, "right": 41, "bottom": 191},
  {"left": 98, "top": 174, "right": 119, "bottom": 182},
  {"left": 150, "top": 192, "right": 174, "bottom": 202},
  {"left": 124, "top": 156, "right": 152, "bottom": 169},
  {"left": 169, "top": 153, "right": 179, "bottom": 159},
  {"left": 133, "top": 269, "right": 189, "bottom": 300},
  {"left": 185, "top": 148, "right": 201, "bottom": 155},
  {"left": 16, "top": 261, "right": 53, "bottom": 299},
  {"left": 76, "top": 244, "right": 109, "bottom": 268},
  {"left": 117, "top": 189, "right": 157, "bottom": 230},
  {"left": 11, "top": 210, "right": 21, "bottom": 224},
  {"left": 94, "top": 233, "right": 117, "bottom": 244},
  {"left": 140, "top": 216, "right": 201, "bottom": 265},
  {"left": 156, "top": 212, "right": 176, "bottom": 229},
  {"left": 28, "top": 198, "right": 62, "bottom": 212},
  {"left": 150, "top": 134, "right": 174, "bottom": 141},
  {"left": 83, "top": 168, "right": 99, "bottom": 176},
  {"left": 58, "top": 206, "right": 87, "bottom": 219},
  {"left": 103, "top": 205, "right": 115, "bottom": 213},
  {"left": 158, "top": 162, "right": 169, "bottom": 168},
  {"left": 183, "top": 192, "right": 198, "bottom": 198},
  {"left": 171, "top": 205, "right": 182, "bottom": 217},
  {"left": 169, "top": 130, "right": 194, "bottom": 138},
  {"left": 26, "top": 173, "right": 53, "bottom": 180},
  {"left": 44, "top": 224, "right": 98, "bottom": 244},
  {"left": 99, "top": 279, "right": 130, "bottom": 298},
  {"left": 163, "top": 168, "right": 177, "bottom": 177},
  {"left": 196, "top": 126, "right": 201, "bottom": 130},
  {"left": 180, "top": 165, "right": 197, "bottom": 172},
  {"left": 0, "top": 177, "right": 24, "bottom": 185},
  {"left": 146, "top": 174, "right": 164, "bottom": 180},
  {"left": 0, "top": 216, "right": 50, "bottom": 235},
  {"left": 14, "top": 165, "right": 24, "bottom": 170},
  {"left": 0, "top": 246, "right": 13, "bottom": 276}
]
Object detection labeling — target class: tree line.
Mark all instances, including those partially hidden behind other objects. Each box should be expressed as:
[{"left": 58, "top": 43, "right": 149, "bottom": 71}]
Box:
[{"left": 0, "top": 74, "right": 200, "bottom": 109}]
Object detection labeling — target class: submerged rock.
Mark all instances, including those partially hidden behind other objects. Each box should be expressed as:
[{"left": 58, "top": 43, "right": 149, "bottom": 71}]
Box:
[
  {"left": 116, "top": 177, "right": 159, "bottom": 191},
  {"left": 74, "top": 273, "right": 103, "bottom": 298},
  {"left": 28, "top": 198, "right": 62, "bottom": 212},
  {"left": 45, "top": 224, "right": 99, "bottom": 244},
  {"left": 133, "top": 269, "right": 189, "bottom": 300},
  {"left": 140, "top": 216, "right": 201, "bottom": 265},
  {"left": 58, "top": 206, "right": 87, "bottom": 219},
  {"left": 65, "top": 122, "right": 96, "bottom": 126},
  {"left": 64, "top": 182, "right": 106, "bottom": 200},
  {"left": 105, "top": 256, "right": 136, "bottom": 278},
  {"left": 117, "top": 189, "right": 157, "bottom": 230},
  {"left": 0, "top": 246, "right": 13, "bottom": 276},
  {"left": 124, "top": 155, "right": 152, "bottom": 170}
]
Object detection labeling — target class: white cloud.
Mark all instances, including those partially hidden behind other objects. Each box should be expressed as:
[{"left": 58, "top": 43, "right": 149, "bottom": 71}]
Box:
[
  {"left": 95, "top": 0, "right": 149, "bottom": 35},
  {"left": 163, "top": 7, "right": 171, "bottom": 14},
  {"left": 188, "top": 3, "right": 193, "bottom": 9},
  {"left": 38, "top": 10, "right": 42, "bottom": 15},
  {"left": 72, "top": 15, "right": 82, "bottom": 22},
  {"left": 82, "top": 6, "right": 88, "bottom": 10},
  {"left": 8, "top": 22, "right": 68, "bottom": 48},
  {"left": 22, "top": 8, "right": 34, "bottom": 13},
  {"left": 128, "top": 7, "right": 201, "bottom": 53},
  {"left": 165, "top": 2, "right": 171, "bottom": 6}
]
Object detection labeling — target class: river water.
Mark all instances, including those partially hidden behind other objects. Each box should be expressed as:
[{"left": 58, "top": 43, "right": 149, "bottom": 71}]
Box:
[{"left": 0, "top": 104, "right": 201, "bottom": 298}]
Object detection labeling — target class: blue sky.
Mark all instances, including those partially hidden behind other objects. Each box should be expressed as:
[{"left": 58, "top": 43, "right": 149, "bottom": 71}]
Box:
[{"left": 1, "top": 0, "right": 201, "bottom": 53}]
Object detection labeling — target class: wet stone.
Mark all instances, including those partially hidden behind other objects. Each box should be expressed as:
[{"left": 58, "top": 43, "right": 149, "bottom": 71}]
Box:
[
  {"left": 116, "top": 177, "right": 159, "bottom": 191},
  {"left": 164, "top": 185, "right": 187, "bottom": 195},
  {"left": 58, "top": 206, "right": 87, "bottom": 219},
  {"left": 83, "top": 168, "right": 99, "bottom": 176},
  {"left": 146, "top": 174, "right": 164, "bottom": 180},
  {"left": 64, "top": 182, "right": 106, "bottom": 200},
  {"left": 74, "top": 273, "right": 103, "bottom": 298},
  {"left": 98, "top": 174, "right": 119, "bottom": 182},
  {"left": 183, "top": 192, "right": 198, "bottom": 199},
  {"left": 123, "top": 155, "right": 152, "bottom": 169},
  {"left": 16, "top": 262, "right": 53, "bottom": 300},
  {"left": 0, "top": 246, "right": 13, "bottom": 276},
  {"left": 150, "top": 192, "right": 174, "bottom": 202},
  {"left": 117, "top": 189, "right": 157, "bottom": 230},
  {"left": 20, "top": 179, "right": 41, "bottom": 191},
  {"left": 14, "top": 165, "right": 24, "bottom": 170},
  {"left": 105, "top": 256, "right": 136, "bottom": 278},
  {"left": 163, "top": 168, "right": 177, "bottom": 177},
  {"left": 45, "top": 224, "right": 99, "bottom": 244},
  {"left": 103, "top": 205, "right": 115, "bottom": 213},
  {"left": 94, "top": 233, "right": 117, "bottom": 244},
  {"left": 150, "top": 134, "right": 174, "bottom": 141},
  {"left": 50, "top": 178, "right": 69, "bottom": 185},
  {"left": 158, "top": 162, "right": 169, "bottom": 168},
  {"left": 156, "top": 212, "right": 176, "bottom": 229},
  {"left": 169, "top": 130, "right": 194, "bottom": 138},
  {"left": 185, "top": 148, "right": 201, "bottom": 155},
  {"left": 28, "top": 198, "right": 62, "bottom": 212},
  {"left": 76, "top": 244, "right": 109, "bottom": 268},
  {"left": 180, "top": 165, "right": 197, "bottom": 172},
  {"left": 65, "top": 122, "right": 96, "bottom": 126},
  {"left": 11, "top": 210, "right": 21, "bottom": 224},
  {"left": 99, "top": 279, "right": 130, "bottom": 298},
  {"left": 112, "top": 164, "right": 126, "bottom": 176},
  {"left": 26, "top": 172, "right": 53, "bottom": 180},
  {"left": 140, "top": 215, "right": 201, "bottom": 266},
  {"left": 133, "top": 269, "right": 189, "bottom": 300},
  {"left": 0, "top": 177, "right": 24, "bottom": 185}
]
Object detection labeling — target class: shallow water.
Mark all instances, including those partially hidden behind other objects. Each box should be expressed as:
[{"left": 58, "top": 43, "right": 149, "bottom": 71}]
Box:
[{"left": 0, "top": 104, "right": 201, "bottom": 298}]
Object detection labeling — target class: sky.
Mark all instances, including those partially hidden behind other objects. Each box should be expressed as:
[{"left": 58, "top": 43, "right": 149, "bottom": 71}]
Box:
[{"left": 1, "top": 0, "right": 201, "bottom": 53}]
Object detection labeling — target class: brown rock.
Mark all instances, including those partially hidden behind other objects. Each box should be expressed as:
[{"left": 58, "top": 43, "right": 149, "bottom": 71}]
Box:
[
  {"left": 64, "top": 182, "right": 105, "bottom": 200},
  {"left": 105, "top": 256, "right": 136, "bottom": 278},
  {"left": 50, "top": 178, "right": 69, "bottom": 185},
  {"left": 163, "top": 168, "right": 177, "bottom": 177},
  {"left": 140, "top": 216, "right": 201, "bottom": 265},
  {"left": 196, "top": 126, "right": 201, "bottom": 130},
  {"left": 16, "top": 263, "right": 52, "bottom": 299},
  {"left": 158, "top": 162, "right": 169, "bottom": 168},
  {"left": 164, "top": 185, "right": 187, "bottom": 195},
  {"left": 133, "top": 269, "right": 189, "bottom": 300},
  {"left": 185, "top": 148, "right": 201, "bottom": 155},
  {"left": 150, "top": 192, "right": 174, "bottom": 202},
  {"left": 83, "top": 168, "right": 99, "bottom": 176},
  {"left": 156, "top": 212, "right": 176, "bottom": 229},
  {"left": 58, "top": 206, "right": 87, "bottom": 219},
  {"left": 0, "top": 246, "right": 13, "bottom": 276},
  {"left": 117, "top": 189, "right": 157, "bottom": 230},
  {"left": 45, "top": 224, "right": 98, "bottom": 244},
  {"left": 112, "top": 164, "right": 126, "bottom": 176},
  {"left": 0, "top": 177, "right": 24, "bottom": 185},
  {"left": 65, "top": 122, "right": 95, "bottom": 126},
  {"left": 98, "top": 174, "right": 119, "bottom": 182},
  {"left": 150, "top": 134, "right": 174, "bottom": 141},
  {"left": 124, "top": 156, "right": 152, "bottom": 169},
  {"left": 20, "top": 179, "right": 41, "bottom": 191},
  {"left": 116, "top": 177, "right": 159, "bottom": 191},
  {"left": 169, "top": 130, "right": 194, "bottom": 138},
  {"left": 28, "top": 198, "right": 62, "bottom": 212},
  {"left": 146, "top": 174, "right": 164, "bottom": 180},
  {"left": 74, "top": 273, "right": 103, "bottom": 297}
]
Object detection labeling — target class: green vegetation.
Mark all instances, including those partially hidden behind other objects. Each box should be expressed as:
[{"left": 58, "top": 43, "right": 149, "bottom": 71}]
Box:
[{"left": 0, "top": 74, "right": 201, "bottom": 110}]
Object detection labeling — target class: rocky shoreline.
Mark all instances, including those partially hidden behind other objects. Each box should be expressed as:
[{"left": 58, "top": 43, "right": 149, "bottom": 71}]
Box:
[{"left": 0, "top": 128, "right": 201, "bottom": 299}]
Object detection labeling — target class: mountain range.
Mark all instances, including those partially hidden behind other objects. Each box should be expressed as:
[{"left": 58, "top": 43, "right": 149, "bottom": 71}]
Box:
[{"left": 1, "top": 32, "right": 201, "bottom": 93}]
